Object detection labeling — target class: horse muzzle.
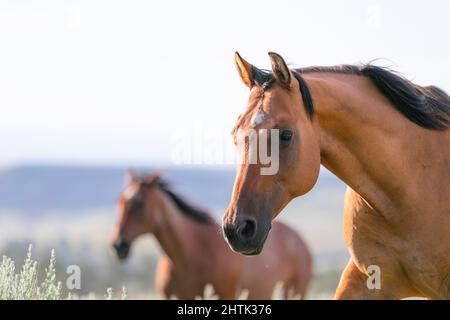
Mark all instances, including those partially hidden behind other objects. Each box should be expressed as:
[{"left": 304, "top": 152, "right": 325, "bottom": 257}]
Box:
[
  {"left": 222, "top": 214, "right": 271, "bottom": 255},
  {"left": 112, "top": 240, "right": 131, "bottom": 261}
]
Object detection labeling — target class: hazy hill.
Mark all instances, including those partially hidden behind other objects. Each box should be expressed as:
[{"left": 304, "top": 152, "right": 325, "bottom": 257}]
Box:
[{"left": 0, "top": 164, "right": 343, "bottom": 215}]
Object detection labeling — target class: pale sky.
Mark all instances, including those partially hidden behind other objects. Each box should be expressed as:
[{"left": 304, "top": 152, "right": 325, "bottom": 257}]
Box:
[{"left": 1, "top": 0, "right": 449, "bottom": 166}]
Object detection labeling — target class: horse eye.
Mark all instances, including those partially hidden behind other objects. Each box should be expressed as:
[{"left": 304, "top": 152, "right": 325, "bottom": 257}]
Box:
[{"left": 280, "top": 129, "right": 293, "bottom": 143}]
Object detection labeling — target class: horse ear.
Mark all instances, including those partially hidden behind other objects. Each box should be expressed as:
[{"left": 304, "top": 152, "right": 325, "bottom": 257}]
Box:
[
  {"left": 234, "top": 52, "right": 254, "bottom": 89},
  {"left": 144, "top": 170, "right": 164, "bottom": 185},
  {"left": 268, "top": 52, "right": 291, "bottom": 89},
  {"left": 125, "top": 170, "right": 137, "bottom": 184}
]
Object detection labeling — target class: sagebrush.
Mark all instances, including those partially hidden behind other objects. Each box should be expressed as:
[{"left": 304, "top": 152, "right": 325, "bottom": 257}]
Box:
[
  {"left": 0, "top": 245, "right": 61, "bottom": 300},
  {"left": 0, "top": 245, "right": 125, "bottom": 300}
]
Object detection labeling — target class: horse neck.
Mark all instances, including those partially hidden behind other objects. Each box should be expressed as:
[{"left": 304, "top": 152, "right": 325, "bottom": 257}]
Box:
[
  {"left": 305, "top": 72, "right": 422, "bottom": 214},
  {"left": 150, "top": 188, "right": 218, "bottom": 269}
]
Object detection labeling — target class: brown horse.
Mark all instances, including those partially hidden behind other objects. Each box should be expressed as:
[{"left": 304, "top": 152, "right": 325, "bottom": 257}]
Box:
[
  {"left": 111, "top": 172, "right": 312, "bottom": 299},
  {"left": 223, "top": 52, "right": 450, "bottom": 299}
]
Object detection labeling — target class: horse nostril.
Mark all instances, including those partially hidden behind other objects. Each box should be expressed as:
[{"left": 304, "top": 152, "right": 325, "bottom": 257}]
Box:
[{"left": 237, "top": 218, "right": 257, "bottom": 241}]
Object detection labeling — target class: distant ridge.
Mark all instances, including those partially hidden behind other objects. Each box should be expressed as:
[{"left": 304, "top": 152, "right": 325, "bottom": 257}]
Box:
[{"left": 0, "top": 165, "right": 340, "bottom": 215}]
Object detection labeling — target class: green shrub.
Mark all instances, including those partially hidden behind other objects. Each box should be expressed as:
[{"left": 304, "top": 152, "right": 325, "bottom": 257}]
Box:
[
  {"left": 0, "top": 245, "right": 61, "bottom": 300},
  {"left": 0, "top": 245, "right": 128, "bottom": 300}
]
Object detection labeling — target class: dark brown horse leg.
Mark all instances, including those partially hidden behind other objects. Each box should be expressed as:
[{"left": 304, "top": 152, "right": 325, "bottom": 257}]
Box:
[{"left": 291, "top": 270, "right": 310, "bottom": 300}]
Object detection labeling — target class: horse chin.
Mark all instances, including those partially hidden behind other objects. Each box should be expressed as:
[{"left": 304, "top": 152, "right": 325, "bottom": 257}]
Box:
[
  {"left": 225, "top": 225, "right": 270, "bottom": 256},
  {"left": 242, "top": 228, "right": 270, "bottom": 256},
  {"left": 228, "top": 244, "right": 263, "bottom": 256},
  {"left": 240, "top": 246, "right": 263, "bottom": 256},
  {"left": 116, "top": 250, "right": 130, "bottom": 261}
]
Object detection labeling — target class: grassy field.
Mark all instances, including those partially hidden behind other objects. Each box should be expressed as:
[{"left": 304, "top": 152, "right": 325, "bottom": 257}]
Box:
[
  {"left": 0, "top": 196, "right": 349, "bottom": 299},
  {"left": 0, "top": 245, "right": 344, "bottom": 300}
]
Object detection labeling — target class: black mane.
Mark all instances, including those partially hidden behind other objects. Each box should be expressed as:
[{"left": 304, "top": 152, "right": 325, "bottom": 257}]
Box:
[
  {"left": 251, "top": 64, "right": 450, "bottom": 130},
  {"left": 156, "top": 179, "right": 214, "bottom": 225}
]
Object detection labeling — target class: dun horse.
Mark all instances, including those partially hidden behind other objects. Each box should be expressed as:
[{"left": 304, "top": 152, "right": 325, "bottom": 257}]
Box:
[
  {"left": 111, "top": 172, "right": 312, "bottom": 299},
  {"left": 223, "top": 52, "right": 450, "bottom": 299}
]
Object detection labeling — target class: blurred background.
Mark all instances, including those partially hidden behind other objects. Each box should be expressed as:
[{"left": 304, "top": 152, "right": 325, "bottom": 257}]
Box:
[{"left": 0, "top": 0, "right": 448, "bottom": 298}]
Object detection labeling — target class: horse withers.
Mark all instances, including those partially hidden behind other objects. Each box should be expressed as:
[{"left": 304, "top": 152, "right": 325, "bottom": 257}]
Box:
[{"left": 111, "top": 172, "right": 312, "bottom": 299}]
